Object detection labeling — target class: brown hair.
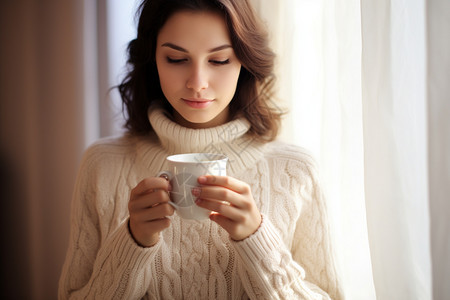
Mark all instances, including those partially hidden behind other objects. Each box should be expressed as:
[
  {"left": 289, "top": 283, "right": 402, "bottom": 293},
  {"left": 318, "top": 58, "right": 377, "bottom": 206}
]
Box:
[{"left": 118, "top": 0, "right": 282, "bottom": 141}]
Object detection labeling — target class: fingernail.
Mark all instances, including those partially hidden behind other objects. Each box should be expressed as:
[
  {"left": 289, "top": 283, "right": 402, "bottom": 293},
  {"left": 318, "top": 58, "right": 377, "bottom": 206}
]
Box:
[
  {"left": 159, "top": 174, "right": 170, "bottom": 181},
  {"left": 191, "top": 187, "right": 201, "bottom": 197},
  {"left": 198, "top": 176, "right": 207, "bottom": 184}
]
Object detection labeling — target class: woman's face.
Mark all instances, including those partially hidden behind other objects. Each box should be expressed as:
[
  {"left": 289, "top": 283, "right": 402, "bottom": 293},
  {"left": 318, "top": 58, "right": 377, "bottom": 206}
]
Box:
[{"left": 155, "top": 10, "right": 242, "bottom": 128}]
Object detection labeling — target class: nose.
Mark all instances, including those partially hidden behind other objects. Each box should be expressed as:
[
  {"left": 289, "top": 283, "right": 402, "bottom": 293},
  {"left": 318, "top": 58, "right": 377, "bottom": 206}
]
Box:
[{"left": 186, "top": 64, "right": 208, "bottom": 92}]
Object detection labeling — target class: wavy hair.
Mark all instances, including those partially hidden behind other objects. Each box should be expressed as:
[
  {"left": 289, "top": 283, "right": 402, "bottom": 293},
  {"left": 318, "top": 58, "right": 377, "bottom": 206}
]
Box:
[{"left": 118, "top": 0, "right": 282, "bottom": 141}]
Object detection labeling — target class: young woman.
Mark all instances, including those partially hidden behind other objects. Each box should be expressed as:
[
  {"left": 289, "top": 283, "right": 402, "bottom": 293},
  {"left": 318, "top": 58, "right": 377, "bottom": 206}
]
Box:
[{"left": 59, "top": 0, "right": 344, "bottom": 299}]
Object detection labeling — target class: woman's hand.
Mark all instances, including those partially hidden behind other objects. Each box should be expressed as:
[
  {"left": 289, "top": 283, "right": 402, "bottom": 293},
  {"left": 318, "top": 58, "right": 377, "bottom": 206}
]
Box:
[
  {"left": 128, "top": 177, "right": 175, "bottom": 247},
  {"left": 193, "top": 175, "right": 262, "bottom": 241}
]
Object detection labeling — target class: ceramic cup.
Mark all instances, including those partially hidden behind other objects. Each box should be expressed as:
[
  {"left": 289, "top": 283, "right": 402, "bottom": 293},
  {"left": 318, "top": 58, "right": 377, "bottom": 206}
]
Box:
[{"left": 157, "top": 153, "right": 228, "bottom": 220}]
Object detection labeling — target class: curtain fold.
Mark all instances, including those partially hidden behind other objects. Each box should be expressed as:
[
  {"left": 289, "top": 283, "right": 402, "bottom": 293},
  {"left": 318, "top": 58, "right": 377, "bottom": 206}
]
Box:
[
  {"left": 258, "top": 0, "right": 442, "bottom": 299},
  {"left": 0, "top": 1, "right": 87, "bottom": 299},
  {"left": 255, "top": 0, "right": 375, "bottom": 298},
  {"left": 427, "top": 0, "right": 450, "bottom": 299},
  {"left": 361, "top": 0, "right": 433, "bottom": 298}
]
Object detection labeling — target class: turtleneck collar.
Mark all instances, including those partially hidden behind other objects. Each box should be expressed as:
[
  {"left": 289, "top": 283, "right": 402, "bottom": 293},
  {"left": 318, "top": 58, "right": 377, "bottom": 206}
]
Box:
[{"left": 144, "top": 106, "right": 267, "bottom": 175}]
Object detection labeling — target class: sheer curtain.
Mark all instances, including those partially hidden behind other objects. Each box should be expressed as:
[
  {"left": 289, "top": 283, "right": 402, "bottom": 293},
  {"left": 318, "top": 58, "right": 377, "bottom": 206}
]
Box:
[
  {"left": 361, "top": 0, "right": 432, "bottom": 299},
  {"left": 253, "top": 0, "right": 375, "bottom": 298},
  {"left": 254, "top": 0, "right": 448, "bottom": 299}
]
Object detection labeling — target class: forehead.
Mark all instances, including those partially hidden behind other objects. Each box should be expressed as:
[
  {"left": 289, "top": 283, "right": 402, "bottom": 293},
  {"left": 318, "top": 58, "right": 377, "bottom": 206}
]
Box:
[{"left": 157, "top": 10, "right": 231, "bottom": 50}]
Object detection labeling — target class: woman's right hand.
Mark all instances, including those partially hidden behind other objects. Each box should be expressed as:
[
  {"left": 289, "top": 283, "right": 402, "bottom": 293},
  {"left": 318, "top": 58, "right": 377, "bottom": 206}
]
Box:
[{"left": 128, "top": 177, "right": 174, "bottom": 247}]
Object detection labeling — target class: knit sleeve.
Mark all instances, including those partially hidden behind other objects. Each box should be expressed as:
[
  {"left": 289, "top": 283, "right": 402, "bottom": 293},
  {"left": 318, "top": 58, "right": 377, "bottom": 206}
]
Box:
[
  {"left": 58, "top": 143, "right": 160, "bottom": 300},
  {"left": 230, "top": 149, "right": 344, "bottom": 300},
  {"left": 290, "top": 156, "right": 344, "bottom": 299}
]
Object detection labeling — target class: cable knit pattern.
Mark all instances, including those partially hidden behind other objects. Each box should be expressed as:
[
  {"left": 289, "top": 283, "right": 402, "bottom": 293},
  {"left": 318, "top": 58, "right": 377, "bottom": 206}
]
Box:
[{"left": 58, "top": 107, "right": 344, "bottom": 300}]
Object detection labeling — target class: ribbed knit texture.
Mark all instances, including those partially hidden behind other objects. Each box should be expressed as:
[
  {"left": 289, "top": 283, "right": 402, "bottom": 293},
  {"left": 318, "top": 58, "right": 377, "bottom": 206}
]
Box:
[{"left": 58, "top": 107, "right": 344, "bottom": 300}]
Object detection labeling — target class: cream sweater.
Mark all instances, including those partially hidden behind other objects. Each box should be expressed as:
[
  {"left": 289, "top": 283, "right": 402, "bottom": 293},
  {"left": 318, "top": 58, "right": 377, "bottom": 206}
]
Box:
[{"left": 59, "top": 107, "right": 344, "bottom": 300}]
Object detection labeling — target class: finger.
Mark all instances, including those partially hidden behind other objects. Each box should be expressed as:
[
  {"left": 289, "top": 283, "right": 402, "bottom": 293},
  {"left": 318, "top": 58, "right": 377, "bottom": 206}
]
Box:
[
  {"left": 131, "top": 202, "right": 175, "bottom": 222},
  {"left": 210, "top": 212, "right": 262, "bottom": 241},
  {"left": 209, "top": 213, "right": 241, "bottom": 238},
  {"left": 131, "top": 177, "right": 170, "bottom": 199},
  {"left": 198, "top": 175, "right": 250, "bottom": 194},
  {"left": 132, "top": 217, "right": 172, "bottom": 242},
  {"left": 195, "top": 198, "right": 244, "bottom": 222},
  {"left": 143, "top": 217, "right": 172, "bottom": 231},
  {"left": 192, "top": 186, "right": 246, "bottom": 208},
  {"left": 129, "top": 189, "right": 171, "bottom": 211}
]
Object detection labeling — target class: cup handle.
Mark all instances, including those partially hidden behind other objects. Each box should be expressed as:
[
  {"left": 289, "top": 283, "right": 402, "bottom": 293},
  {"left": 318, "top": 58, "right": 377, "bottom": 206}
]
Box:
[
  {"left": 156, "top": 171, "right": 181, "bottom": 210},
  {"left": 167, "top": 201, "right": 181, "bottom": 210},
  {"left": 157, "top": 170, "right": 172, "bottom": 182}
]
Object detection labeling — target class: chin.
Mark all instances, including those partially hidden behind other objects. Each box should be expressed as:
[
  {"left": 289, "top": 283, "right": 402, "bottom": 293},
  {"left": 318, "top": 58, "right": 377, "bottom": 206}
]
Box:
[
  {"left": 186, "top": 116, "right": 216, "bottom": 125},
  {"left": 173, "top": 105, "right": 229, "bottom": 128},
  {"left": 181, "top": 113, "right": 223, "bottom": 128}
]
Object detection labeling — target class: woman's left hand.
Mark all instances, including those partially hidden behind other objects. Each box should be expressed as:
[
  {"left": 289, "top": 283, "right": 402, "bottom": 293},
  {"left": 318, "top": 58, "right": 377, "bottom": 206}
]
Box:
[{"left": 192, "top": 175, "right": 262, "bottom": 241}]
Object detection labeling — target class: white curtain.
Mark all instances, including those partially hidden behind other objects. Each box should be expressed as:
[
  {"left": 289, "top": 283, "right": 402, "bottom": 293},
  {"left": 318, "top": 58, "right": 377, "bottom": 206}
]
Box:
[
  {"left": 254, "top": 0, "right": 375, "bottom": 298},
  {"left": 254, "top": 0, "right": 449, "bottom": 299},
  {"left": 361, "top": 0, "right": 432, "bottom": 299},
  {"left": 1, "top": 0, "right": 448, "bottom": 299}
]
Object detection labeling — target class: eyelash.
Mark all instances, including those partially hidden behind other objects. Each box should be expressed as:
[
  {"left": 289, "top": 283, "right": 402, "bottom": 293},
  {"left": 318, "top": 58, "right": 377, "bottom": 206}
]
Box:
[
  {"left": 211, "top": 59, "right": 230, "bottom": 65},
  {"left": 167, "top": 58, "right": 187, "bottom": 64},
  {"left": 166, "top": 57, "right": 230, "bottom": 65}
]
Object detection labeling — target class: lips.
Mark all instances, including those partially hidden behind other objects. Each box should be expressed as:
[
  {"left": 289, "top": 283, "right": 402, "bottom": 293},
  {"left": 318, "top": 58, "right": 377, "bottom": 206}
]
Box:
[{"left": 182, "top": 98, "right": 214, "bottom": 109}]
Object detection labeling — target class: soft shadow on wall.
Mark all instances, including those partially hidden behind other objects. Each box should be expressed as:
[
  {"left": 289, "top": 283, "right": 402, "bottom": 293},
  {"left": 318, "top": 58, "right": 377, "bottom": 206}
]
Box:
[
  {"left": 0, "top": 156, "right": 32, "bottom": 299},
  {"left": 0, "top": 1, "right": 87, "bottom": 299}
]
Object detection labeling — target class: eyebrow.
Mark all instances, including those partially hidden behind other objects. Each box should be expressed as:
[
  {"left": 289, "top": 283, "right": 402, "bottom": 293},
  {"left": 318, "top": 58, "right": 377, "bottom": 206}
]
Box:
[{"left": 161, "top": 42, "right": 232, "bottom": 53}]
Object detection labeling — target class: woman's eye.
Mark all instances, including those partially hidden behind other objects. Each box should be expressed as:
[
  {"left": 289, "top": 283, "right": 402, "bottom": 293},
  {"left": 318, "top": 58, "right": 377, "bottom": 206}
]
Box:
[
  {"left": 210, "top": 59, "right": 230, "bottom": 65},
  {"left": 167, "top": 57, "right": 187, "bottom": 64}
]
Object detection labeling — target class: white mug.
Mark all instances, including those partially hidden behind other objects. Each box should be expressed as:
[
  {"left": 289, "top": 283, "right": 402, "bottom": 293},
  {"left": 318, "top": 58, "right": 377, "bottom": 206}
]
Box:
[{"left": 157, "top": 153, "right": 228, "bottom": 220}]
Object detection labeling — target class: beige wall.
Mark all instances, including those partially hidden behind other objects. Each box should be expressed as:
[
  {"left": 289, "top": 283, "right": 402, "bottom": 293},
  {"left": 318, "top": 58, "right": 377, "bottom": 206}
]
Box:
[{"left": 0, "top": 1, "right": 87, "bottom": 299}]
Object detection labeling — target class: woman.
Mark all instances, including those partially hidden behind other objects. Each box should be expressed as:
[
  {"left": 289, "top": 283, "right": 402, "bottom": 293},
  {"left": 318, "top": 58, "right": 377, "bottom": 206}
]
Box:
[{"left": 59, "top": 0, "right": 344, "bottom": 299}]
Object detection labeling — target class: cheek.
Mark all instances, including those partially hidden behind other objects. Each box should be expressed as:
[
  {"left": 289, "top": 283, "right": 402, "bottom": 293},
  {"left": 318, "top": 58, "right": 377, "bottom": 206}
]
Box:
[
  {"left": 158, "top": 67, "right": 181, "bottom": 97},
  {"left": 214, "top": 67, "right": 241, "bottom": 96},
  {"left": 158, "top": 70, "right": 171, "bottom": 91}
]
